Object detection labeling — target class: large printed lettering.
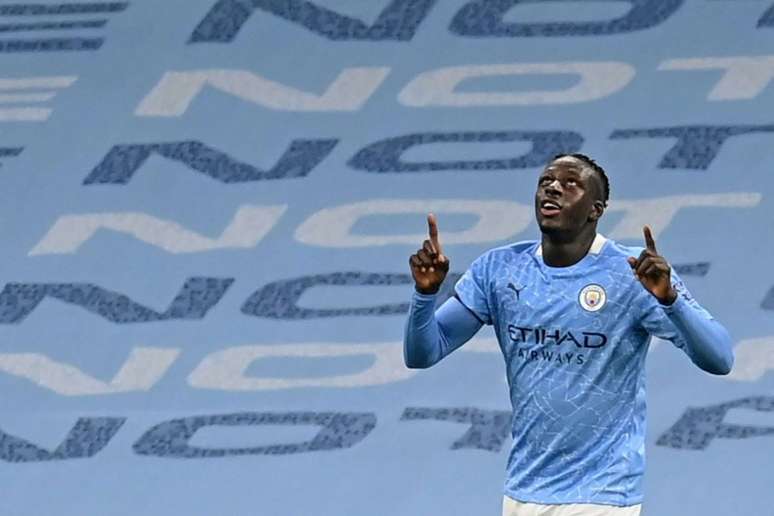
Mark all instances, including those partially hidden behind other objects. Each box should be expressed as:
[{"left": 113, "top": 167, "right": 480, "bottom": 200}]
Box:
[
  {"left": 82, "top": 126, "right": 770, "bottom": 184},
  {"left": 611, "top": 125, "right": 774, "bottom": 169},
  {"left": 1, "top": 397, "right": 769, "bottom": 464},
  {"left": 185, "top": 0, "right": 774, "bottom": 43},
  {"left": 0, "top": 418, "right": 125, "bottom": 462},
  {"left": 0, "top": 3, "right": 126, "bottom": 14},
  {"left": 401, "top": 407, "right": 510, "bottom": 452},
  {"left": 398, "top": 63, "right": 634, "bottom": 106},
  {"left": 295, "top": 199, "right": 532, "bottom": 247},
  {"left": 232, "top": 263, "right": 708, "bottom": 328},
  {"left": 242, "top": 271, "right": 413, "bottom": 319},
  {"left": 135, "top": 61, "right": 641, "bottom": 115},
  {"left": 410, "top": 121, "right": 751, "bottom": 171},
  {"left": 188, "top": 342, "right": 414, "bottom": 390},
  {"left": 0, "top": 75, "right": 77, "bottom": 121},
  {"left": 133, "top": 412, "right": 376, "bottom": 458},
  {"left": 727, "top": 336, "right": 774, "bottom": 382},
  {"left": 0, "top": 2, "right": 128, "bottom": 53},
  {"left": 29, "top": 205, "right": 287, "bottom": 255},
  {"left": 242, "top": 272, "right": 461, "bottom": 319},
  {"left": 606, "top": 193, "right": 761, "bottom": 240},
  {"left": 135, "top": 68, "right": 389, "bottom": 116},
  {"left": 0, "top": 146, "right": 23, "bottom": 165},
  {"left": 82, "top": 140, "right": 337, "bottom": 184},
  {"left": 659, "top": 56, "right": 774, "bottom": 101},
  {"left": 761, "top": 287, "right": 774, "bottom": 311},
  {"left": 15, "top": 324, "right": 762, "bottom": 397},
  {"left": 35, "top": 180, "right": 763, "bottom": 264},
  {"left": 349, "top": 130, "right": 583, "bottom": 172},
  {"left": 8, "top": 325, "right": 761, "bottom": 399},
  {"left": 0, "top": 348, "right": 180, "bottom": 396},
  {"left": 450, "top": 0, "right": 683, "bottom": 37},
  {"left": 189, "top": 0, "right": 437, "bottom": 43},
  {"left": 759, "top": 4, "right": 774, "bottom": 27},
  {"left": 657, "top": 397, "right": 774, "bottom": 450},
  {"left": 2, "top": 337, "right": 497, "bottom": 396},
  {"left": 0, "top": 277, "right": 234, "bottom": 324},
  {"left": 0, "top": 259, "right": 728, "bottom": 333},
  {"left": 294, "top": 195, "right": 759, "bottom": 248},
  {"left": 672, "top": 262, "right": 709, "bottom": 277},
  {"left": 241, "top": 271, "right": 461, "bottom": 319}
]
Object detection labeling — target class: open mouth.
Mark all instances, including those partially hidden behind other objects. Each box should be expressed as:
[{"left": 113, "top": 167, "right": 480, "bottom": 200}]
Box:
[{"left": 540, "top": 200, "right": 562, "bottom": 217}]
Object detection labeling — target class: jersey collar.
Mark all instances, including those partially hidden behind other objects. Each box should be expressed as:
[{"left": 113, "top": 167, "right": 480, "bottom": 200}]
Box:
[{"left": 535, "top": 233, "right": 608, "bottom": 257}]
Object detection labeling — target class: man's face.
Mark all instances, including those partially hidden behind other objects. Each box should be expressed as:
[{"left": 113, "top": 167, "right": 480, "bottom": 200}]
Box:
[{"left": 534, "top": 156, "right": 603, "bottom": 236}]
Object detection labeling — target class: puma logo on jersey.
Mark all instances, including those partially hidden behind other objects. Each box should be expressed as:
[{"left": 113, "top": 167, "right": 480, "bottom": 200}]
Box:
[{"left": 508, "top": 282, "right": 524, "bottom": 301}]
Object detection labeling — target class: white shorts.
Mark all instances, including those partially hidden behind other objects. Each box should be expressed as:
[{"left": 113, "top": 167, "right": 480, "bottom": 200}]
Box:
[{"left": 503, "top": 496, "right": 642, "bottom": 516}]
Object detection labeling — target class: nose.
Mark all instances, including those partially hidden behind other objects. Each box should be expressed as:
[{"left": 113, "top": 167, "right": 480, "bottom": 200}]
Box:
[{"left": 543, "top": 178, "right": 562, "bottom": 196}]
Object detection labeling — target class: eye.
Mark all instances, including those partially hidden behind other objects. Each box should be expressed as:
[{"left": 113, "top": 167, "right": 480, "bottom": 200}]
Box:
[
  {"left": 539, "top": 176, "right": 552, "bottom": 185},
  {"left": 566, "top": 179, "right": 578, "bottom": 187}
]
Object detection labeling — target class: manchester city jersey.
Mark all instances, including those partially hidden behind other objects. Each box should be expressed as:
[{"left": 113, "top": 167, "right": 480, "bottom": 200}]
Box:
[{"left": 454, "top": 234, "right": 711, "bottom": 506}]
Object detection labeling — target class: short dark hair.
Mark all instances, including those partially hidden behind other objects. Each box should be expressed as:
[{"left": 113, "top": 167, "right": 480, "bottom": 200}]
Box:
[{"left": 552, "top": 153, "right": 610, "bottom": 206}]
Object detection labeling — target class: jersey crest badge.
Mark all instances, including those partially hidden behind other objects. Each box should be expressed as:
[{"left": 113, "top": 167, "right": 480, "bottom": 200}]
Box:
[{"left": 579, "top": 284, "right": 607, "bottom": 312}]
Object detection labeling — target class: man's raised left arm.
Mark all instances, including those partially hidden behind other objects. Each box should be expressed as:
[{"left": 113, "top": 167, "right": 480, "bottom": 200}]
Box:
[{"left": 629, "top": 226, "right": 734, "bottom": 375}]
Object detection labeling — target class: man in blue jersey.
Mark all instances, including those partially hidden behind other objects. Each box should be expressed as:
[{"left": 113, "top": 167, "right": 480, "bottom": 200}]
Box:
[{"left": 404, "top": 154, "right": 733, "bottom": 516}]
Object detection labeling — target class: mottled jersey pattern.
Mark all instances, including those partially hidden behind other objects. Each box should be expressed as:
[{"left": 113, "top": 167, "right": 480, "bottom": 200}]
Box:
[{"left": 454, "top": 235, "right": 712, "bottom": 506}]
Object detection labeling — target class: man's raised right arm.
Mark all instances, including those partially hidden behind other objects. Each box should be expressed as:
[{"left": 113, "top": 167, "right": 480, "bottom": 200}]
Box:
[{"left": 404, "top": 214, "right": 483, "bottom": 368}]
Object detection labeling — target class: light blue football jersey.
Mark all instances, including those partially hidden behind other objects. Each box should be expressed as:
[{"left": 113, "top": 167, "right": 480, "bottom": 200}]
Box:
[{"left": 454, "top": 234, "right": 711, "bottom": 506}]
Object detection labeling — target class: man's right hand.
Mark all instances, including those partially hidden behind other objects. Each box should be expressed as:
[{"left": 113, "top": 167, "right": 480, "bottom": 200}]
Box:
[{"left": 409, "top": 213, "right": 450, "bottom": 295}]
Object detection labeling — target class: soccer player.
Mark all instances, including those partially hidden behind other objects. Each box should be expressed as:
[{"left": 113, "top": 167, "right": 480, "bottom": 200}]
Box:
[{"left": 404, "top": 154, "right": 733, "bottom": 516}]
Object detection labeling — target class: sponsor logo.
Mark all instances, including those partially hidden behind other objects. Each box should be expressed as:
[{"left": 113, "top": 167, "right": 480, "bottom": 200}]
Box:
[
  {"left": 507, "top": 282, "right": 523, "bottom": 301},
  {"left": 507, "top": 325, "right": 608, "bottom": 366},
  {"left": 507, "top": 325, "right": 607, "bottom": 349}
]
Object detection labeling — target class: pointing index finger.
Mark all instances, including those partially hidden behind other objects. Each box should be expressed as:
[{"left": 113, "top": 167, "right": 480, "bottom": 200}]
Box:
[
  {"left": 643, "top": 225, "right": 657, "bottom": 253},
  {"left": 427, "top": 213, "right": 444, "bottom": 256}
]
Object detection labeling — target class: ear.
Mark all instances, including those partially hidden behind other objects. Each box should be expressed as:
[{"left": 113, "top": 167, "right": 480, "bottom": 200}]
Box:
[{"left": 588, "top": 200, "right": 605, "bottom": 222}]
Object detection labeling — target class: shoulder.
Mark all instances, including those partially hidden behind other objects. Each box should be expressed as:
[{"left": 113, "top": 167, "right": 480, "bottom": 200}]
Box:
[
  {"left": 594, "top": 238, "right": 649, "bottom": 287},
  {"left": 464, "top": 240, "right": 538, "bottom": 274},
  {"left": 597, "top": 238, "right": 646, "bottom": 276},
  {"left": 600, "top": 238, "right": 644, "bottom": 260},
  {"left": 477, "top": 240, "right": 538, "bottom": 263}
]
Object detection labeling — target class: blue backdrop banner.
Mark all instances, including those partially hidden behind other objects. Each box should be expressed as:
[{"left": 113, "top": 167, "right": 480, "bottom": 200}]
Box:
[{"left": 1, "top": 1, "right": 773, "bottom": 515}]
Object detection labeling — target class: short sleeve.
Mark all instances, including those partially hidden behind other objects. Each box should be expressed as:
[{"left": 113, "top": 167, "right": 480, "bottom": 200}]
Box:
[{"left": 453, "top": 253, "right": 492, "bottom": 325}]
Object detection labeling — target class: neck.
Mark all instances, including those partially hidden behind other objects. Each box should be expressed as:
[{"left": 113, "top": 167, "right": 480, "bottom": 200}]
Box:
[{"left": 540, "top": 226, "right": 597, "bottom": 267}]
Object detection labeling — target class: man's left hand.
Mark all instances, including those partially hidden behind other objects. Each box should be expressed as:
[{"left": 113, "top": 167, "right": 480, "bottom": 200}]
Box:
[{"left": 627, "top": 226, "right": 678, "bottom": 305}]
